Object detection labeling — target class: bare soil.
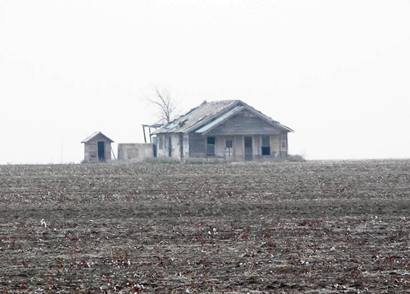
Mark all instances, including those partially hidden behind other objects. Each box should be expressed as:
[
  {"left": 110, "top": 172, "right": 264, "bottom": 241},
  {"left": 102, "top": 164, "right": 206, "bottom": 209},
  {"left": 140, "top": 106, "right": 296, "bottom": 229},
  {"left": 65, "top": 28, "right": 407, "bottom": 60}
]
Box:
[{"left": 0, "top": 160, "right": 409, "bottom": 293}]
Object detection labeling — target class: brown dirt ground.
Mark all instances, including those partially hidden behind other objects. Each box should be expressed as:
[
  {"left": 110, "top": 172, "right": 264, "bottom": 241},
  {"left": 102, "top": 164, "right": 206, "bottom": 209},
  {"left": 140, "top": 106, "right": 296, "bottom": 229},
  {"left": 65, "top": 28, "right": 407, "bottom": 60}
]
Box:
[{"left": 0, "top": 160, "right": 409, "bottom": 293}]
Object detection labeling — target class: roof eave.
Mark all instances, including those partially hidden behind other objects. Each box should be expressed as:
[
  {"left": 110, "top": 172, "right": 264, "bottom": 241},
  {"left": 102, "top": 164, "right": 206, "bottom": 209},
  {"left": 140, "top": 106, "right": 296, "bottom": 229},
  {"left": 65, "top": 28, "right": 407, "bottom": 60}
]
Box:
[
  {"left": 278, "top": 124, "right": 294, "bottom": 132},
  {"left": 82, "top": 132, "right": 114, "bottom": 143}
]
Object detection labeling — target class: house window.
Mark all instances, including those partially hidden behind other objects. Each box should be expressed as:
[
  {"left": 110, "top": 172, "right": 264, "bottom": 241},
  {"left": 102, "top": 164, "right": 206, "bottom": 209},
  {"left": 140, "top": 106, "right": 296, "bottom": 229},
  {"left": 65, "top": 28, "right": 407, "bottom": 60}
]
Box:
[
  {"left": 207, "top": 136, "right": 216, "bottom": 156},
  {"left": 261, "top": 135, "right": 271, "bottom": 156},
  {"left": 158, "top": 136, "right": 164, "bottom": 150},
  {"left": 226, "top": 139, "right": 233, "bottom": 149}
]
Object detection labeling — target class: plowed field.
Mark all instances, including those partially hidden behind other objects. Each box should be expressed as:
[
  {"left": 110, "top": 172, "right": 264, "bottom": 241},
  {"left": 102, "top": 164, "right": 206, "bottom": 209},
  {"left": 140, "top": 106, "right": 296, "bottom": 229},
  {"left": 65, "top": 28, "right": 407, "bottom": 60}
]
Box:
[{"left": 1, "top": 160, "right": 409, "bottom": 293}]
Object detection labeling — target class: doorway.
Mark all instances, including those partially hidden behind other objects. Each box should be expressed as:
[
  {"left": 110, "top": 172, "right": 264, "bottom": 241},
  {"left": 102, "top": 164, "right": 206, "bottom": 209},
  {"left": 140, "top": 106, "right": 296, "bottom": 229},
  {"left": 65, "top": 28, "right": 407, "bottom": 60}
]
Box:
[
  {"left": 244, "top": 136, "right": 253, "bottom": 161},
  {"left": 97, "top": 142, "right": 105, "bottom": 161},
  {"left": 225, "top": 138, "right": 233, "bottom": 160},
  {"left": 168, "top": 136, "right": 172, "bottom": 158}
]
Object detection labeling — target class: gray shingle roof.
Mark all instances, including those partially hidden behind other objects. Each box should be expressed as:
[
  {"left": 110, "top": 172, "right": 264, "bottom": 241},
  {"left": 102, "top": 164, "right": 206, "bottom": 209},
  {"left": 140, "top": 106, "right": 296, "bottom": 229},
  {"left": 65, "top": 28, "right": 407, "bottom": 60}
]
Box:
[
  {"left": 154, "top": 100, "right": 240, "bottom": 134},
  {"left": 81, "top": 132, "right": 114, "bottom": 143},
  {"left": 154, "top": 100, "right": 293, "bottom": 134}
]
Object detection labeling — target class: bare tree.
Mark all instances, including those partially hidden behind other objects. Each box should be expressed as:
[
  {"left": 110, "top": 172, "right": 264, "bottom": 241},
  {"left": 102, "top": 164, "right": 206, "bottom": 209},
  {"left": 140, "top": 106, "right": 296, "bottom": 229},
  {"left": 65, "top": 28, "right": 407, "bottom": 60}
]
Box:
[{"left": 150, "top": 88, "right": 178, "bottom": 124}]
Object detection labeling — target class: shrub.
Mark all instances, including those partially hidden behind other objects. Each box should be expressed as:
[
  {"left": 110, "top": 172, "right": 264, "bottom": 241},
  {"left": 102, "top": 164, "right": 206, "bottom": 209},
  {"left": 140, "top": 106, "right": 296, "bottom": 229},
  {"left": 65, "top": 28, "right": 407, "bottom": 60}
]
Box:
[{"left": 287, "top": 154, "right": 306, "bottom": 162}]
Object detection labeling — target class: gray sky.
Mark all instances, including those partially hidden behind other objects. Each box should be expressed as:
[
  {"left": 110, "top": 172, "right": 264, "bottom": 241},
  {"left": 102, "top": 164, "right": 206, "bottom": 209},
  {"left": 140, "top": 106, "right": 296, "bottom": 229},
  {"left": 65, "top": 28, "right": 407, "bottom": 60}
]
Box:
[{"left": 1, "top": 0, "right": 410, "bottom": 163}]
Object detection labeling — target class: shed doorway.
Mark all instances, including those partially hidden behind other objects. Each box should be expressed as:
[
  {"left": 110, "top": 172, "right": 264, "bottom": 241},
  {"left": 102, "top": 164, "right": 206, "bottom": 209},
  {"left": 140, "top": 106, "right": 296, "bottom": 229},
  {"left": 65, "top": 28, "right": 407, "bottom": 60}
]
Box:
[
  {"left": 244, "top": 136, "right": 253, "bottom": 161},
  {"left": 98, "top": 141, "right": 105, "bottom": 161}
]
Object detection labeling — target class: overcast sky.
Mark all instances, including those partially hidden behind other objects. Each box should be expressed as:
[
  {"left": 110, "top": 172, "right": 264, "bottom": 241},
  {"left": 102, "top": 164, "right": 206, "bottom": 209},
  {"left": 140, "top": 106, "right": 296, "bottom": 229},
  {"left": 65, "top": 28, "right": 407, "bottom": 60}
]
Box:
[{"left": 1, "top": 0, "right": 409, "bottom": 163}]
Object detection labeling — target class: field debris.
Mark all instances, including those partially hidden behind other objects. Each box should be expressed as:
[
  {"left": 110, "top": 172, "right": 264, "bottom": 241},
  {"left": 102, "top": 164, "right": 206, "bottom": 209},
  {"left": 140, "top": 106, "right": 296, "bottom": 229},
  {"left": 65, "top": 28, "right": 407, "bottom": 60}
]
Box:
[
  {"left": 0, "top": 160, "right": 410, "bottom": 292},
  {"left": 40, "top": 219, "right": 47, "bottom": 228}
]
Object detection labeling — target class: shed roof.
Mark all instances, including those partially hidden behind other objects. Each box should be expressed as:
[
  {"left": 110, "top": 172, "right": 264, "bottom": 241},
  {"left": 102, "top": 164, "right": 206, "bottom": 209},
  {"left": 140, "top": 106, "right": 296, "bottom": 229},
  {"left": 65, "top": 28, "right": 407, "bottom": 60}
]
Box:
[
  {"left": 154, "top": 100, "right": 293, "bottom": 134},
  {"left": 81, "top": 132, "right": 114, "bottom": 143}
]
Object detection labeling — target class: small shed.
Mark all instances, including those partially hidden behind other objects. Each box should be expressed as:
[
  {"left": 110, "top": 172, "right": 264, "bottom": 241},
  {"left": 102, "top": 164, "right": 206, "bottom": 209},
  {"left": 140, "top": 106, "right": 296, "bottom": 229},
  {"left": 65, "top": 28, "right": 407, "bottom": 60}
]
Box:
[{"left": 82, "top": 132, "right": 114, "bottom": 163}]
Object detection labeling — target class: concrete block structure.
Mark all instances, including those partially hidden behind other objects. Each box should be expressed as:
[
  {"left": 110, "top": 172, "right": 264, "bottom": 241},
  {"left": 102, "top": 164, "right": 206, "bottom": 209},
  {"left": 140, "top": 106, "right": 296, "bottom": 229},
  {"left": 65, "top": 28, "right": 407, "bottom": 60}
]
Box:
[{"left": 118, "top": 143, "right": 154, "bottom": 162}]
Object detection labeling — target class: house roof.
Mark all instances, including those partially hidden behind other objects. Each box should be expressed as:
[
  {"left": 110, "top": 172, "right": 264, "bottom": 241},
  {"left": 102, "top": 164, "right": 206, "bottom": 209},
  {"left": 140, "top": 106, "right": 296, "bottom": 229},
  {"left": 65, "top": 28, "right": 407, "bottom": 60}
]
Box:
[
  {"left": 81, "top": 131, "right": 114, "bottom": 143},
  {"left": 154, "top": 100, "right": 293, "bottom": 134},
  {"left": 195, "top": 105, "right": 246, "bottom": 134}
]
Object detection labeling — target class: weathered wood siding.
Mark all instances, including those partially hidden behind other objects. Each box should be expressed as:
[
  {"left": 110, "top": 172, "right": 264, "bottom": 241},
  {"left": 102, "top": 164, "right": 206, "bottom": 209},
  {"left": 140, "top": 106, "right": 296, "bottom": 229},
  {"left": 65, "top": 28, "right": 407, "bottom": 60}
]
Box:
[
  {"left": 215, "top": 137, "right": 225, "bottom": 158},
  {"left": 182, "top": 134, "right": 190, "bottom": 159},
  {"left": 156, "top": 133, "right": 183, "bottom": 160},
  {"left": 83, "top": 133, "right": 112, "bottom": 162},
  {"left": 156, "top": 134, "right": 166, "bottom": 158},
  {"left": 254, "top": 135, "right": 261, "bottom": 158},
  {"left": 233, "top": 136, "right": 244, "bottom": 161},
  {"left": 186, "top": 134, "right": 285, "bottom": 161},
  {"left": 189, "top": 133, "right": 206, "bottom": 158},
  {"left": 279, "top": 132, "right": 288, "bottom": 158},
  {"left": 271, "top": 135, "right": 281, "bottom": 158},
  {"left": 207, "top": 110, "right": 281, "bottom": 136},
  {"left": 158, "top": 109, "right": 289, "bottom": 161}
]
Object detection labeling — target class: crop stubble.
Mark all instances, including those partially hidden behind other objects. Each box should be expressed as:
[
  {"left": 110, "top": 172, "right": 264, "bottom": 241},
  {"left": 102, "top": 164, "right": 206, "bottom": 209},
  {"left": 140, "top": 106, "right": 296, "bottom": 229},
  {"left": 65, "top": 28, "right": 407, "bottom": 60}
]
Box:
[{"left": 0, "top": 160, "right": 409, "bottom": 293}]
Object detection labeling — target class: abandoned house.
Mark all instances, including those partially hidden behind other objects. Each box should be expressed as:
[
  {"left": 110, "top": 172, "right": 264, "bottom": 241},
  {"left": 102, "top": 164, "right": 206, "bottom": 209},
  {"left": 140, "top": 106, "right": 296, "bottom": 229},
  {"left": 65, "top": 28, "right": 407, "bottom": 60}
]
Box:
[
  {"left": 82, "top": 132, "right": 114, "bottom": 162},
  {"left": 153, "top": 100, "right": 293, "bottom": 161}
]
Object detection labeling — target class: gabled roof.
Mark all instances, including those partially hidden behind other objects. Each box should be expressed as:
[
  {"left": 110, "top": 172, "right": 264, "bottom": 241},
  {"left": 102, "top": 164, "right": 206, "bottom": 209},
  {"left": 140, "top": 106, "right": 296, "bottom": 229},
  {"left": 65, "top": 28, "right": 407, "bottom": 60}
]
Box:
[
  {"left": 154, "top": 100, "right": 239, "bottom": 134},
  {"left": 195, "top": 105, "right": 246, "bottom": 134},
  {"left": 153, "top": 100, "right": 293, "bottom": 134},
  {"left": 81, "top": 131, "right": 114, "bottom": 143}
]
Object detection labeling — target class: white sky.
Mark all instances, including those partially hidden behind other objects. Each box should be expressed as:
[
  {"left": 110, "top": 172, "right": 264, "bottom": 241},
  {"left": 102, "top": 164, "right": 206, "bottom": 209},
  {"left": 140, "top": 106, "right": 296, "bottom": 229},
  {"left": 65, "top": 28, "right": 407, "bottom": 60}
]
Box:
[{"left": 1, "top": 0, "right": 410, "bottom": 163}]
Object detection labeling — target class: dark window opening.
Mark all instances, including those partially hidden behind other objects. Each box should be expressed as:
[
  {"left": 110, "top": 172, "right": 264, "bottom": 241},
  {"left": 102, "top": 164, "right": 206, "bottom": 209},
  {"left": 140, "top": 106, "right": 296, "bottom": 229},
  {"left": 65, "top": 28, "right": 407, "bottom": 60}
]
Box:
[
  {"left": 244, "top": 136, "right": 253, "bottom": 161},
  {"left": 261, "top": 136, "right": 271, "bottom": 156},
  {"left": 168, "top": 136, "right": 172, "bottom": 157},
  {"left": 226, "top": 139, "right": 233, "bottom": 149},
  {"left": 207, "top": 136, "right": 216, "bottom": 156}
]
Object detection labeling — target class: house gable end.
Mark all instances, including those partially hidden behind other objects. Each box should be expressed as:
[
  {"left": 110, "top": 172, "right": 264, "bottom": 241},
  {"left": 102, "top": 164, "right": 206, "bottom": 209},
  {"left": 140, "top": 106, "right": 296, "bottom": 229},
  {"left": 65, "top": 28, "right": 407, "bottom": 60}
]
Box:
[{"left": 204, "top": 109, "right": 284, "bottom": 136}]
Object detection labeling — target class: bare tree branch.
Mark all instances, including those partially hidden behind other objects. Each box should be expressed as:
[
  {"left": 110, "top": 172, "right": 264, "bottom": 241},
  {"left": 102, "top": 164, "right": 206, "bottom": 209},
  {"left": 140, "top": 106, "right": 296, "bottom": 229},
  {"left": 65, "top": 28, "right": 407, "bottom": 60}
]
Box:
[{"left": 149, "top": 87, "right": 178, "bottom": 124}]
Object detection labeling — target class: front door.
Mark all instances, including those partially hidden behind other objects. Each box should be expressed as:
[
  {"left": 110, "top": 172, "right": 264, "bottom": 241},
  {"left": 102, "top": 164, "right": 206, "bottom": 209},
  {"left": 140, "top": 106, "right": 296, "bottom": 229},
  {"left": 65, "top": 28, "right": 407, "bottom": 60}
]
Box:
[
  {"left": 168, "top": 136, "right": 172, "bottom": 158},
  {"left": 244, "top": 136, "right": 253, "bottom": 161},
  {"left": 97, "top": 142, "right": 105, "bottom": 161}
]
